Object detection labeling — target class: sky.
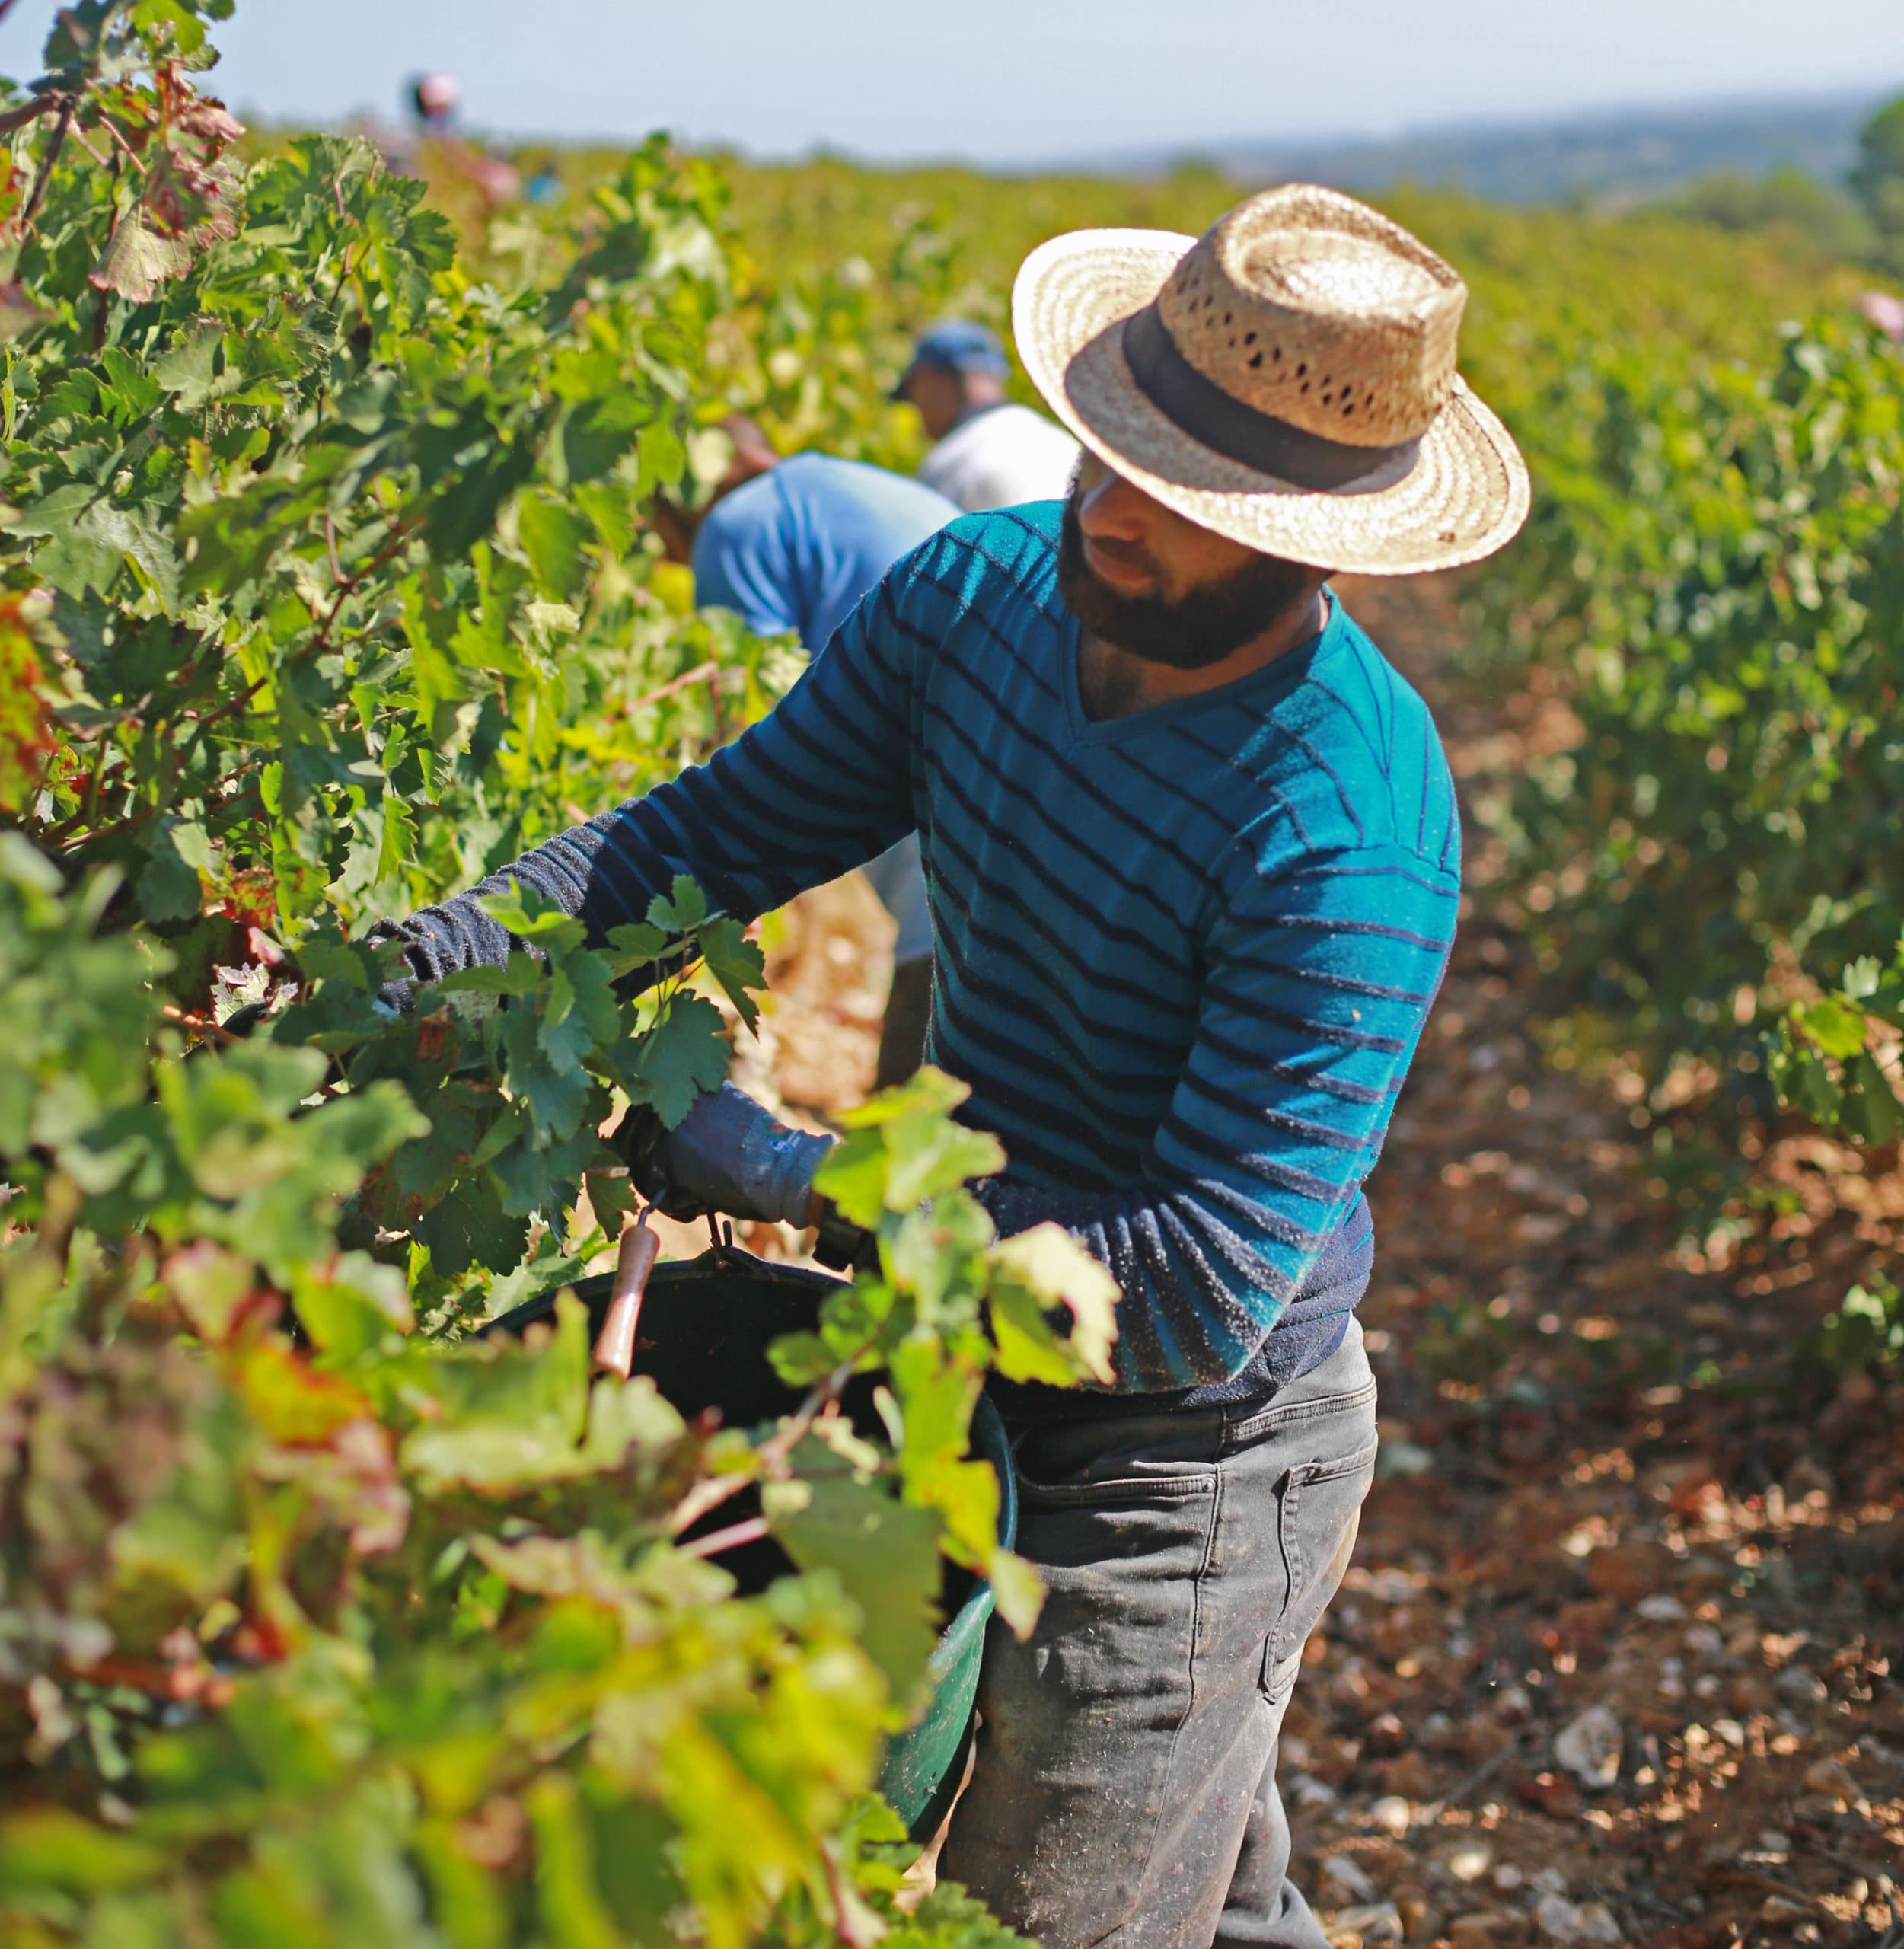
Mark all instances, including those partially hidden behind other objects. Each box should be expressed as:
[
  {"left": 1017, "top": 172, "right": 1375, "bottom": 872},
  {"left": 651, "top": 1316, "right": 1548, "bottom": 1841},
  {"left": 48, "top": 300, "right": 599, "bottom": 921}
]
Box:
[{"left": 2, "top": 0, "right": 1902, "bottom": 166}]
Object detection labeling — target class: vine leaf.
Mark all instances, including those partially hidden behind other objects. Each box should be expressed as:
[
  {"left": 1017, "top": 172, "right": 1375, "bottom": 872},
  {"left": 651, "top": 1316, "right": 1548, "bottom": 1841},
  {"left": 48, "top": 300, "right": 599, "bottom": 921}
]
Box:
[
  {"left": 617, "top": 994, "right": 729, "bottom": 1128},
  {"left": 518, "top": 492, "right": 586, "bottom": 602},
  {"left": 91, "top": 206, "right": 197, "bottom": 303},
  {"left": 770, "top": 1453, "right": 941, "bottom": 1699},
  {"left": 646, "top": 873, "right": 709, "bottom": 933},
  {"left": 694, "top": 915, "right": 765, "bottom": 1032},
  {"left": 988, "top": 1223, "right": 1121, "bottom": 1387}
]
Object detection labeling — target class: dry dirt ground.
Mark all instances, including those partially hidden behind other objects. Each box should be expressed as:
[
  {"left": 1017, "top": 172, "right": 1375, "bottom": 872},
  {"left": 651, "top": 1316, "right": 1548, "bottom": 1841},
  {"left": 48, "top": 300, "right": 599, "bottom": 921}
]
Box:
[{"left": 678, "top": 576, "right": 1904, "bottom": 1949}]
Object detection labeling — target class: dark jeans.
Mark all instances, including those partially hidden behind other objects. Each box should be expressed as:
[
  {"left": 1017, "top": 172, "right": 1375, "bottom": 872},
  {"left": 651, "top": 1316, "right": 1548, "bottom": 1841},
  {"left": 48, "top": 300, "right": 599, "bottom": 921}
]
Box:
[{"left": 941, "top": 1322, "right": 1378, "bottom": 1949}]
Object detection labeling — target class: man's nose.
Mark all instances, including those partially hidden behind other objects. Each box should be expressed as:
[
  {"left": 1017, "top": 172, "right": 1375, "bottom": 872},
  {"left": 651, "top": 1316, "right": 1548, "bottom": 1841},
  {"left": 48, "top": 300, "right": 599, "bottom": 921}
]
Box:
[{"left": 1076, "top": 465, "right": 1153, "bottom": 544}]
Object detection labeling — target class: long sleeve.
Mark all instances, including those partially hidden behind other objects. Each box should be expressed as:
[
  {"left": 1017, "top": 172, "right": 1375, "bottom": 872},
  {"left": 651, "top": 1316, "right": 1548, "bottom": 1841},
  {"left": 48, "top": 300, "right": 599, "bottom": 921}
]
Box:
[
  {"left": 384, "top": 566, "right": 922, "bottom": 983},
  {"left": 972, "top": 839, "right": 1455, "bottom": 1392}
]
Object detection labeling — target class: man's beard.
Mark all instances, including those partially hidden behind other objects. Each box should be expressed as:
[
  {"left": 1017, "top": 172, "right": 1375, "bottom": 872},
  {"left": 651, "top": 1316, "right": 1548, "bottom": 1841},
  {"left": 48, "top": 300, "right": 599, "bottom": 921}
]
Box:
[{"left": 1056, "top": 488, "right": 1319, "bottom": 671}]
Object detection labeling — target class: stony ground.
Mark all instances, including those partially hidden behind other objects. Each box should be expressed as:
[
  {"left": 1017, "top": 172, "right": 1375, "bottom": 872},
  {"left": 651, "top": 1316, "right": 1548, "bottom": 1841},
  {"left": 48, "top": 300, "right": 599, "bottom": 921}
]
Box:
[{"left": 684, "top": 576, "right": 1904, "bottom": 1949}]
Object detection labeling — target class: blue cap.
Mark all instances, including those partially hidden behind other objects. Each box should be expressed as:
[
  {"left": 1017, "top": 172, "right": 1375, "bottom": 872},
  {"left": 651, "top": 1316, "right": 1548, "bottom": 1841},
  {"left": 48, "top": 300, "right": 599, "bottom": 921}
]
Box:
[{"left": 893, "top": 319, "right": 1009, "bottom": 397}]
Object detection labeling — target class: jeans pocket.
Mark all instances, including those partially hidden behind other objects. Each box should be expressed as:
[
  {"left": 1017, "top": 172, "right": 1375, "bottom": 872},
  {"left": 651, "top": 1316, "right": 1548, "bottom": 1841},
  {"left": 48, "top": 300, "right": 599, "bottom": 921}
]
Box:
[
  {"left": 1012, "top": 1416, "right": 1220, "bottom": 1509},
  {"left": 1262, "top": 1644, "right": 1304, "bottom": 1708},
  {"left": 1260, "top": 1437, "right": 1378, "bottom": 1695},
  {"left": 1013, "top": 1457, "right": 1218, "bottom": 1510}
]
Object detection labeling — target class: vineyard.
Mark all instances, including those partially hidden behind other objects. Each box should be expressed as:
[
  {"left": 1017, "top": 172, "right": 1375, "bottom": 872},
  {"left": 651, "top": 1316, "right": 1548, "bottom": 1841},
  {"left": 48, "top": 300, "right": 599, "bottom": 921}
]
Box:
[{"left": 1, "top": 2, "right": 1902, "bottom": 1947}]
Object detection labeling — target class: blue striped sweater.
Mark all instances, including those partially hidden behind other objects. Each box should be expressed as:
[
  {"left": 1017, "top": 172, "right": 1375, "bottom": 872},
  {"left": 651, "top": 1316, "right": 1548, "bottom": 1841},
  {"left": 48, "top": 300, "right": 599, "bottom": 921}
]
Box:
[{"left": 390, "top": 503, "right": 1459, "bottom": 1400}]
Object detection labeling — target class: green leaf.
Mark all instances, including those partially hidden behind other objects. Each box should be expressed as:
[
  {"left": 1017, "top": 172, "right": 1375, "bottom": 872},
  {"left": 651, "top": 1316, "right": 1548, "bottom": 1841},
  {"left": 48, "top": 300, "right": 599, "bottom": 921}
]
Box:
[
  {"left": 475, "top": 883, "right": 586, "bottom": 950},
  {"left": 291, "top": 1252, "right": 413, "bottom": 1359},
  {"left": 883, "top": 1110, "right": 1006, "bottom": 1211},
  {"left": 1845, "top": 1051, "right": 1904, "bottom": 1146},
  {"left": 375, "top": 790, "right": 416, "bottom": 885},
  {"left": 151, "top": 323, "right": 223, "bottom": 407},
  {"left": 91, "top": 207, "right": 197, "bottom": 305},
  {"left": 537, "top": 959, "right": 617, "bottom": 1079},
  {"left": 812, "top": 1129, "right": 889, "bottom": 1231},
  {"left": 404, "top": 1294, "right": 680, "bottom": 1489},
  {"left": 1785, "top": 1045, "right": 1844, "bottom": 1128},
  {"left": 885, "top": 1195, "right": 994, "bottom": 1313},
  {"left": 14, "top": 485, "right": 183, "bottom": 611},
  {"left": 771, "top": 1453, "right": 942, "bottom": 1699},
  {"left": 165, "top": 1239, "right": 257, "bottom": 1345},
  {"left": 431, "top": 953, "right": 543, "bottom": 999},
  {"left": 500, "top": 1004, "right": 595, "bottom": 1140},
  {"left": 885, "top": 1339, "right": 1000, "bottom": 1575},
  {"left": 834, "top": 1065, "right": 971, "bottom": 1131},
  {"left": 584, "top": 1168, "right": 637, "bottom": 1236},
  {"left": 987, "top": 1223, "right": 1120, "bottom": 1386},
  {"left": 694, "top": 915, "right": 764, "bottom": 1033},
  {"left": 636, "top": 419, "right": 687, "bottom": 496},
  {"left": 616, "top": 994, "right": 729, "bottom": 1128},
  {"left": 646, "top": 874, "right": 708, "bottom": 934},
  {"left": 573, "top": 479, "right": 636, "bottom": 555},
  {"left": 518, "top": 491, "right": 587, "bottom": 603},
  {"left": 130, "top": 0, "right": 209, "bottom": 54},
  {"left": 419, "top": 1172, "right": 532, "bottom": 1278},
  {"left": 1796, "top": 995, "right": 1867, "bottom": 1061},
  {"left": 986, "top": 1548, "right": 1047, "bottom": 1640},
  {"left": 138, "top": 821, "right": 206, "bottom": 923},
  {"left": 605, "top": 921, "right": 670, "bottom": 976},
  {"left": 0, "top": 1809, "right": 168, "bottom": 1893}
]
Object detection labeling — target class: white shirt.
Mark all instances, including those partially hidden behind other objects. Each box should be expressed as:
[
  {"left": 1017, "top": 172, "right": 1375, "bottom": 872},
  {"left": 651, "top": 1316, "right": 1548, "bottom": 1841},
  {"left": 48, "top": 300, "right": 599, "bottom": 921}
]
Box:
[{"left": 917, "top": 401, "right": 1080, "bottom": 513}]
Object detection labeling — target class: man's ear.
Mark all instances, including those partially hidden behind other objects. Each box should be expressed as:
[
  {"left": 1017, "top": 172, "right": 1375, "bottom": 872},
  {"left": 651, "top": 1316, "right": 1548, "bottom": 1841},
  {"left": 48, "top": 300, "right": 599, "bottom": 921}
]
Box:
[{"left": 649, "top": 494, "right": 697, "bottom": 566}]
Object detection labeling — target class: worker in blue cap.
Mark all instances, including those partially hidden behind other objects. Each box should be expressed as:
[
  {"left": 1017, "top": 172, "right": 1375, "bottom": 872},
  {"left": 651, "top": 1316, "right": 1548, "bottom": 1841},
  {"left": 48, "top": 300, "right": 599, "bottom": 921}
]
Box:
[{"left": 895, "top": 319, "right": 1079, "bottom": 513}]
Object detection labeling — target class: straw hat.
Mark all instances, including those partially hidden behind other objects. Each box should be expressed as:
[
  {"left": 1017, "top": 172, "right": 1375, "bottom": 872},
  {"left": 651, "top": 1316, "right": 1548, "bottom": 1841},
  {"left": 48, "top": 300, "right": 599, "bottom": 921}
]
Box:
[{"left": 1012, "top": 184, "right": 1529, "bottom": 575}]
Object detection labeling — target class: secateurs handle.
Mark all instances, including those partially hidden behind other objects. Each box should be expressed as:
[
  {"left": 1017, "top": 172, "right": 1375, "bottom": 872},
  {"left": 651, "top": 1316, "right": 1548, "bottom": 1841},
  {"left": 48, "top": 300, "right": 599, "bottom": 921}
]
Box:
[{"left": 592, "top": 1204, "right": 661, "bottom": 1380}]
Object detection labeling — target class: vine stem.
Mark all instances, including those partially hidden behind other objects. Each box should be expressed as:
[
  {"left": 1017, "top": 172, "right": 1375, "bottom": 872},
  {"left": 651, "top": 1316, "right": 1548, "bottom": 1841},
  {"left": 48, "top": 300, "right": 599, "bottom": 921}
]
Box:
[
  {"left": 0, "top": 91, "right": 59, "bottom": 139},
  {"left": 88, "top": 144, "right": 121, "bottom": 352},
  {"left": 161, "top": 1005, "right": 244, "bottom": 1045},
  {"left": 623, "top": 659, "right": 720, "bottom": 716},
  {"left": 664, "top": 1332, "right": 879, "bottom": 1537},
  {"left": 18, "top": 96, "right": 74, "bottom": 234},
  {"left": 66, "top": 122, "right": 110, "bottom": 171},
  {"left": 98, "top": 112, "right": 147, "bottom": 177},
  {"left": 308, "top": 514, "right": 420, "bottom": 656},
  {"left": 675, "top": 1515, "right": 769, "bottom": 1561},
  {"left": 821, "top": 1841, "right": 885, "bottom": 1949}
]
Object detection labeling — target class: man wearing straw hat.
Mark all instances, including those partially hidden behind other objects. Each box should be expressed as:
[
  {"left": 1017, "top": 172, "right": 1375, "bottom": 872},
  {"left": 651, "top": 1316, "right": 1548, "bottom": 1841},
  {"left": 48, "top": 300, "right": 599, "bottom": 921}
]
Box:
[{"left": 379, "top": 185, "right": 1527, "bottom": 1945}]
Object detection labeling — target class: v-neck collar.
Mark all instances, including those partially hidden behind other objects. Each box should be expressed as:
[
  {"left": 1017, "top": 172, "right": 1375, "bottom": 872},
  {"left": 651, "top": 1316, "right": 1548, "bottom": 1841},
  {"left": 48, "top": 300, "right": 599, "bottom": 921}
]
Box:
[{"left": 1059, "top": 589, "right": 1342, "bottom": 748}]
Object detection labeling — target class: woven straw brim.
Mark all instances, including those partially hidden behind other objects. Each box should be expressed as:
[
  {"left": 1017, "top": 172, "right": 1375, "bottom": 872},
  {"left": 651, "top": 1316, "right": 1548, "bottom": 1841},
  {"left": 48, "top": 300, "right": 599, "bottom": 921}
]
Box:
[{"left": 1013, "top": 228, "right": 1530, "bottom": 575}]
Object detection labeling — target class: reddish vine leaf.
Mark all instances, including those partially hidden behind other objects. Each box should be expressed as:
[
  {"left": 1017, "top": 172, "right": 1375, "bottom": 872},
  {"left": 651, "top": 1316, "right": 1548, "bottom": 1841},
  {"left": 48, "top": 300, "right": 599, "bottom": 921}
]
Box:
[
  {"left": 91, "top": 66, "right": 243, "bottom": 301},
  {"left": 91, "top": 205, "right": 197, "bottom": 303}
]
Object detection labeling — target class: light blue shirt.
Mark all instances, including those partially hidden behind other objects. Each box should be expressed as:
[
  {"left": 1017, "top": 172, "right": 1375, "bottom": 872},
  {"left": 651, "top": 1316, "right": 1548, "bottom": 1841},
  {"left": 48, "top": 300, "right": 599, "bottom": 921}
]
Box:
[
  {"left": 691, "top": 453, "right": 958, "bottom": 965},
  {"left": 692, "top": 452, "right": 960, "bottom": 655}
]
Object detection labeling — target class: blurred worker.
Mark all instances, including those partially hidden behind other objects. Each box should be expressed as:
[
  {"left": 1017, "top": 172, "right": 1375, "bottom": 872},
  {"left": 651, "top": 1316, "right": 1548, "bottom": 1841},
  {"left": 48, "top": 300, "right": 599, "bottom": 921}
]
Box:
[
  {"left": 378, "top": 186, "right": 1529, "bottom": 1944},
  {"left": 402, "top": 71, "right": 518, "bottom": 214},
  {"left": 670, "top": 419, "right": 958, "bottom": 1087},
  {"left": 896, "top": 318, "right": 1080, "bottom": 511},
  {"left": 1858, "top": 289, "right": 1904, "bottom": 341},
  {"left": 409, "top": 72, "right": 461, "bottom": 132}
]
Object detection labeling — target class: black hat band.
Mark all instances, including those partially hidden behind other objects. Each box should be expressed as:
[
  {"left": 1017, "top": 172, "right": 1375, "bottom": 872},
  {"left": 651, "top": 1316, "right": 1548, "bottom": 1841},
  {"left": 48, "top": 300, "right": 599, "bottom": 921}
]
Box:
[{"left": 1121, "top": 301, "right": 1424, "bottom": 496}]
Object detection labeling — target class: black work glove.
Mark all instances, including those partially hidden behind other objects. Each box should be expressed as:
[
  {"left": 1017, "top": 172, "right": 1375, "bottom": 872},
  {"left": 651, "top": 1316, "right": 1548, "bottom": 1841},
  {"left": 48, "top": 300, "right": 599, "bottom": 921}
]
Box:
[{"left": 634, "top": 1083, "right": 835, "bottom": 1228}]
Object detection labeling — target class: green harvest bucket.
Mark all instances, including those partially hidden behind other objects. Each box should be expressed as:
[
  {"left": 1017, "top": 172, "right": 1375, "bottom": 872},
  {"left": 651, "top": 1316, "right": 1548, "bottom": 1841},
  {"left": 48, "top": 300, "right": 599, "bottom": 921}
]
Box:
[{"left": 483, "top": 1247, "right": 1014, "bottom": 1841}]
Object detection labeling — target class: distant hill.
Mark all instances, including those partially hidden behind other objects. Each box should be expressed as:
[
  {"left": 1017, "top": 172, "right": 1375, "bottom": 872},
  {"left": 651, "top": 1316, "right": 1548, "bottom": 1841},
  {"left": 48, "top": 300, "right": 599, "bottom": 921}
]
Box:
[{"left": 1183, "top": 91, "right": 1893, "bottom": 207}]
